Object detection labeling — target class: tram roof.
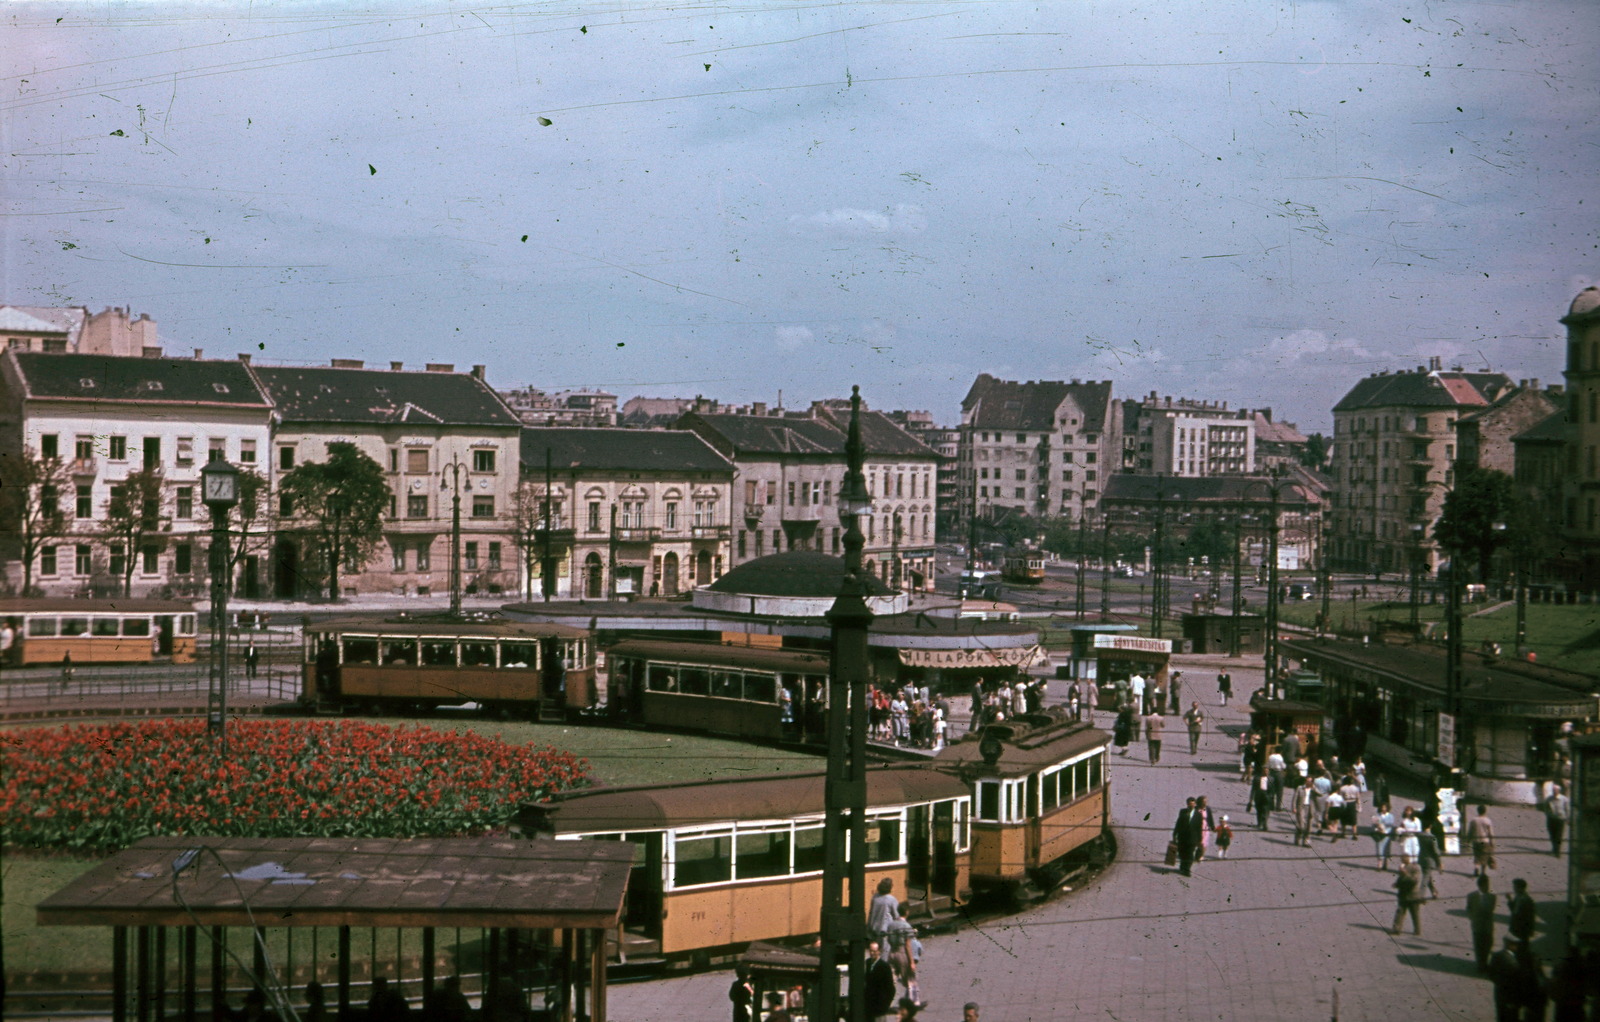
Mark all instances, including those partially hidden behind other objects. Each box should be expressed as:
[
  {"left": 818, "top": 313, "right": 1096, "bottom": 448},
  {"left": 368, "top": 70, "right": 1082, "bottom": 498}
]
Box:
[
  {"left": 306, "top": 615, "right": 588, "bottom": 640},
  {"left": 606, "top": 638, "right": 830, "bottom": 673},
  {"left": 936, "top": 713, "right": 1110, "bottom": 775},
  {"left": 0, "top": 598, "right": 195, "bottom": 614},
  {"left": 36, "top": 836, "right": 632, "bottom": 931},
  {"left": 520, "top": 766, "right": 969, "bottom": 833}
]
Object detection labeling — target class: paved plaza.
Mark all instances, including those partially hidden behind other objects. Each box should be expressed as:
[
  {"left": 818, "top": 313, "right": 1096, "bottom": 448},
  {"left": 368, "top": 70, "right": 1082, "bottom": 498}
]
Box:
[{"left": 609, "top": 653, "right": 1567, "bottom": 1021}]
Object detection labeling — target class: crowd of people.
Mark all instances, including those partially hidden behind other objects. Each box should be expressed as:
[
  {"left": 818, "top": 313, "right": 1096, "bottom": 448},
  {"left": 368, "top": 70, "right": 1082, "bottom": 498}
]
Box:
[{"left": 867, "top": 683, "right": 951, "bottom": 750}]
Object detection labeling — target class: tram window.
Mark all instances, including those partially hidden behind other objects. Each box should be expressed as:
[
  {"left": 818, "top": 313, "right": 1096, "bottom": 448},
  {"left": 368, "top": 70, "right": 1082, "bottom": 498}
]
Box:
[
  {"left": 92, "top": 618, "right": 120, "bottom": 637},
  {"left": 679, "top": 667, "right": 711, "bottom": 696},
  {"left": 179, "top": 615, "right": 196, "bottom": 636},
  {"left": 711, "top": 671, "right": 740, "bottom": 699},
  {"left": 743, "top": 672, "right": 777, "bottom": 703},
  {"left": 955, "top": 800, "right": 970, "bottom": 851},
  {"left": 865, "top": 815, "right": 902, "bottom": 864},
  {"left": 28, "top": 617, "right": 58, "bottom": 637},
  {"left": 647, "top": 665, "right": 677, "bottom": 692},
  {"left": 1042, "top": 771, "right": 1059, "bottom": 811},
  {"left": 735, "top": 827, "right": 791, "bottom": 880},
  {"left": 461, "top": 642, "right": 495, "bottom": 667},
  {"left": 343, "top": 638, "right": 379, "bottom": 664},
  {"left": 793, "top": 823, "right": 826, "bottom": 874},
  {"left": 422, "top": 641, "right": 458, "bottom": 666},
  {"left": 121, "top": 618, "right": 151, "bottom": 637},
  {"left": 502, "top": 642, "right": 535, "bottom": 668},
  {"left": 673, "top": 831, "right": 732, "bottom": 887},
  {"left": 1089, "top": 754, "right": 1103, "bottom": 791},
  {"left": 61, "top": 617, "right": 89, "bottom": 637},
  {"left": 382, "top": 640, "right": 416, "bottom": 665},
  {"left": 978, "top": 782, "right": 1000, "bottom": 821}
]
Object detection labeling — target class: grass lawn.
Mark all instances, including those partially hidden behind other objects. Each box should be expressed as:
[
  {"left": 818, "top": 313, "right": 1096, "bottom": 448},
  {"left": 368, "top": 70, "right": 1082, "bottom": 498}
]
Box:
[{"left": 3, "top": 722, "right": 822, "bottom": 978}]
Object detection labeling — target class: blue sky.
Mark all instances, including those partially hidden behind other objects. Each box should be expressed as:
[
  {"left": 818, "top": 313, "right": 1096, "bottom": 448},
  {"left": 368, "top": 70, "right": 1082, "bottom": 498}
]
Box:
[{"left": 4, "top": 0, "right": 1596, "bottom": 431}]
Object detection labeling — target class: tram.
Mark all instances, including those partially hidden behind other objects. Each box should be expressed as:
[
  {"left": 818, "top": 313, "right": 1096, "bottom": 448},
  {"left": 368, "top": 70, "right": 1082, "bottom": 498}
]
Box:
[
  {"left": 515, "top": 707, "right": 1111, "bottom": 962},
  {"left": 0, "top": 599, "right": 198, "bottom": 665},
  {"left": 299, "top": 614, "right": 594, "bottom": 718},
  {"left": 606, "top": 639, "right": 830, "bottom": 743},
  {"left": 1001, "top": 549, "right": 1046, "bottom": 586}
]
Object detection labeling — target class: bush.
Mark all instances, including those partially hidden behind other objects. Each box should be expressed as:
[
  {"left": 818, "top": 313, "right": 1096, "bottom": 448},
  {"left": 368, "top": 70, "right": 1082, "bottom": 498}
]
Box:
[{"left": 2, "top": 719, "right": 588, "bottom": 853}]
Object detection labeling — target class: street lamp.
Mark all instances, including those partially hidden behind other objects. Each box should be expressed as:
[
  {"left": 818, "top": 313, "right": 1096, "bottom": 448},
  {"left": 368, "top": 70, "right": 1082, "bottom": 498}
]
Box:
[
  {"left": 440, "top": 455, "right": 465, "bottom": 615},
  {"left": 201, "top": 458, "right": 239, "bottom": 753},
  {"left": 818, "top": 386, "right": 874, "bottom": 1022}
]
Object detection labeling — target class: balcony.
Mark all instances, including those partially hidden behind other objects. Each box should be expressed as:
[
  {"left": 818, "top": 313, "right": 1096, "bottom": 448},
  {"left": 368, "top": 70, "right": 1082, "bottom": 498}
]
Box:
[
  {"left": 612, "top": 526, "right": 661, "bottom": 543},
  {"left": 743, "top": 503, "right": 767, "bottom": 522},
  {"left": 69, "top": 457, "right": 97, "bottom": 477},
  {"left": 690, "top": 523, "right": 731, "bottom": 540}
]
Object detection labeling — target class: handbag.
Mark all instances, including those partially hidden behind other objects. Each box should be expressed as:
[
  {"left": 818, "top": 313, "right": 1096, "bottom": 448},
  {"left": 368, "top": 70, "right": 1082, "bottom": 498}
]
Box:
[{"left": 1165, "top": 841, "right": 1179, "bottom": 867}]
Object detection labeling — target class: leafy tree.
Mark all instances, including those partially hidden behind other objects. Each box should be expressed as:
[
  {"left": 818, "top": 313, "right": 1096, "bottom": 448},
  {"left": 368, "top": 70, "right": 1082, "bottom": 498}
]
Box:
[
  {"left": 103, "top": 468, "right": 166, "bottom": 598},
  {"left": 1433, "top": 467, "right": 1518, "bottom": 583},
  {"left": 277, "top": 443, "right": 390, "bottom": 602},
  {"left": 0, "top": 447, "right": 69, "bottom": 595},
  {"left": 1299, "top": 433, "right": 1331, "bottom": 468}
]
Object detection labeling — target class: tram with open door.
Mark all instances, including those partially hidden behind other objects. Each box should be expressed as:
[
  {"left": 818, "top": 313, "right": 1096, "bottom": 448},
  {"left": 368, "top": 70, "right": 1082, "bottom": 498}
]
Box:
[{"left": 0, "top": 599, "right": 198, "bottom": 664}]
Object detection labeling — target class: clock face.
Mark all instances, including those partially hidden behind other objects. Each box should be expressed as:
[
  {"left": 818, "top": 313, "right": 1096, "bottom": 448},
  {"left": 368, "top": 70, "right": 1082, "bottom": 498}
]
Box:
[{"left": 205, "top": 474, "right": 234, "bottom": 501}]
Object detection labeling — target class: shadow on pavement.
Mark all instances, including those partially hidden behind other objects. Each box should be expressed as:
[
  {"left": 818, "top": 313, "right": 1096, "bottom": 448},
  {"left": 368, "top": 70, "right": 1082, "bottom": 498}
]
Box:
[{"left": 1397, "top": 952, "right": 1483, "bottom": 979}]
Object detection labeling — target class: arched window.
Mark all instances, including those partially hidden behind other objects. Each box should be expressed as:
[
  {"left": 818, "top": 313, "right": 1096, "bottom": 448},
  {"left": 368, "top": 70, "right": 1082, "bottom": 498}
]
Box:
[{"left": 584, "top": 552, "right": 604, "bottom": 598}]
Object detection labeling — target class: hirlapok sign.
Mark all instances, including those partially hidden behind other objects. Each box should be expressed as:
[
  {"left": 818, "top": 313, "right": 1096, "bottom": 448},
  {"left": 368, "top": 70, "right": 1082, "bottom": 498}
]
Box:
[{"left": 898, "top": 645, "right": 1047, "bottom": 669}]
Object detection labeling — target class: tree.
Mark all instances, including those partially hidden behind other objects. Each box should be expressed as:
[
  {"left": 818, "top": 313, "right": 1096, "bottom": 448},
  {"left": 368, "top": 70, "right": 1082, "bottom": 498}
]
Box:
[
  {"left": 1433, "top": 468, "right": 1518, "bottom": 583},
  {"left": 277, "top": 442, "right": 390, "bottom": 602},
  {"left": 0, "top": 448, "right": 69, "bottom": 595},
  {"left": 1299, "top": 433, "right": 1330, "bottom": 468},
  {"left": 103, "top": 468, "right": 166, "bottom": 598}
]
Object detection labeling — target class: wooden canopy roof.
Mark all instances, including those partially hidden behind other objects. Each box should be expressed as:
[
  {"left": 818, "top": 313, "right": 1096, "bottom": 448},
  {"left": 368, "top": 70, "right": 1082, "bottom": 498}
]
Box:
[{"left": 37, "top": 836, "right": 632, "bottom": 931}]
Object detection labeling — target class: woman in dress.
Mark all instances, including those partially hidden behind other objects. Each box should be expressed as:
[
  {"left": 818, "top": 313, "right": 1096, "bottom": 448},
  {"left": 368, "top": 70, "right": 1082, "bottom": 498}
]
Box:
[
  {"left": 1113, "top": 704, "right": 1135, "bottom": 755},
  {"left": 1373, "top": 803, "right": 1397, "bottom": 870},
  {"left": 1196, "top": 795, "right": 1216, "bottom": 860},
  {"left": 1397, "top": 806, "right": 1423, "bottom": 865}
]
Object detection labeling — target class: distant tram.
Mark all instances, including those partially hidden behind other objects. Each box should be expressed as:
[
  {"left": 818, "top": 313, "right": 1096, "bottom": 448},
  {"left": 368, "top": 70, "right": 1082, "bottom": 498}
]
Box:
[
  {"left": 300, "top": 615, "right": 594, "bottom": 718},
  {"left": 0, "top": 599, "right": 198, "bottom": 665},
  {"left": 1001, "top": 549, "right": 1046, "bottom": 585},
  {"left": 606, "top": 639, "right": 830, "bottom": 742}
]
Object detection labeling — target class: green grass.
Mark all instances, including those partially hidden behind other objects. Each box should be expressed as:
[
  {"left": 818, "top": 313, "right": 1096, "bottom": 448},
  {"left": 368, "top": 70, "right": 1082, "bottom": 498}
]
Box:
[{"left": 3, "top": 722, "right": 822, "bottom": 978}]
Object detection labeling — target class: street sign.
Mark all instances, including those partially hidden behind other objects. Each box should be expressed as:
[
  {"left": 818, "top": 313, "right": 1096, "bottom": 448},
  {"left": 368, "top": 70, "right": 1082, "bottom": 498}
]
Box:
[{"left": 1438, "top": 712, "right": 1457, "bottom": 768}]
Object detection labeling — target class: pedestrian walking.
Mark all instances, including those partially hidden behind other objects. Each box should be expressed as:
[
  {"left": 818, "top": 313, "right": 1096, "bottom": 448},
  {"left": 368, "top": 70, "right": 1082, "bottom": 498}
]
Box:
[
  {"left": 1372, "top": 803, "right": 1396, "bottom": 870},
  {"left": 885, "top": 904, "right": 917, "bottom": 997},
  {"left": 729, "top": 964, "right": 755, "bottom": 1022},
  {"left": 1390, "top": 861, "right": 1426, "bottom": 935},
  {"left": 1184, "top": 702, "right": 1205, "bottom": 755},
  {"left": 1129, "top": 672, "right": 1146, "bottom": 715},
  {"left": 1545, "top": 782, "right": 1570, "bottom": 857},
  {"left": 1465, "top": 804, "right": 1497, "bottom": 877},
  {"left": 1216, "top": 815, "right": 1234, "bottom": 858},
  {"left": 1489, "top": 937, "right": 1522, "bottom": 1022},
  {"left": 1292, "top": 780, "right": 1315, "bottom": 847},
  {"left": 868, "top": 878, "right": 899, "bottom": 943},
  {"left": 1372, "top": 770, "right": 1390, "bottom": 815},
  {"left": 1266, "top": 747, "right": 1286, "bottom": 810},
  {"left": 1217, "top": 671, "right": 1232, "bottom": 705},
  {"left": 246, "top": 642, "right": 260, "bottom": 679},
  {"left": 1144, "top": 708, "right": 1165, "bottom": 764},
  {"left": 864, "top": 943, "right": 897, "bottom": 1022},
  {"left": 1417, "top": 827, "right": 1442, "bottom": 899},
  {"left": 1169, "top": 670, "right": 1183, "bottom": 712},
  {"left": 60, "top": 650, "right": 73, "bottom": 692},
  {"left": 1397, "top": 806, "right": 1423, "bottom": 864},
  {"left": 1112, "top": 705, "right": 1135, "bottom": 756},
  {"left": 1508, "top": 878, "right": 1537, "bottom": 947},
  {"left": 1077, "top": 678, "right": 1097, "bottom": 724},
  {"left": 1466, "top": 875, "right": 1498, "bottom": 973},
  {"left": 1336, "top": 776, "right": 1362, "bottom": 840},
  {"left": 1196, "top": 795, "right": 1215, "bottom": 860},
  {"left": 1173, "top": 797, "right": 1203, "bottom": 876},
  {"left": 1254, "top": 774, "right": 1271, "bottom": 830}
]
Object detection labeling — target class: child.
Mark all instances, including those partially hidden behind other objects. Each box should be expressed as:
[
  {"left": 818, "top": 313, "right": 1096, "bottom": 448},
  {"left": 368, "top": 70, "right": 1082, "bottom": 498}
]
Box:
[{"left": 1216, "top": 815, "right": 1234, "bottom": 859}]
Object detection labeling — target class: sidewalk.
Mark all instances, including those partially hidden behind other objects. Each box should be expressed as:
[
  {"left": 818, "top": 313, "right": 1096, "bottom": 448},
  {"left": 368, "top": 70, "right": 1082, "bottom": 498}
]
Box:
[{"left": 609, "top": 653, "right": 1567, "bottom": 1021}]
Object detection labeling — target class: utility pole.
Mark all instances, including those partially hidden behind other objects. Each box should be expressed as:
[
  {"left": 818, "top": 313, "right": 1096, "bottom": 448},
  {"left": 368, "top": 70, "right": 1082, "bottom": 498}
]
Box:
[
  {"left": 1264, "top": 472, "right": 1281, "bottom": 694},
  {"left": 1152, "top": 477, "right": 1166, "bottom": 638},
  {"left": 1075, "top": 513, "right": 1087, "bottom": 620},
  {"left": 446, "top": 455, "right": 463, "bottom": 615},
  {"left": 540, "top": 448, "right": 554, "bottom": 602},
  {"left": 201, "top": 460, "right": 239, "bottom": 755},
  {"left": 1231, "top": 514, "right": 1244, "bottom": 658},
  {"left": 608, "top": 504, "right": 619, "bottom": 600},
  {"left": 1099, "top": 513, "right": 1112, "bottom": 623},
  {"left": 1320, "top": 513, "right": 1332, "bottom": 641},
  {"left": 818, "top": 387, "right": 874, "bottom": 1022}
]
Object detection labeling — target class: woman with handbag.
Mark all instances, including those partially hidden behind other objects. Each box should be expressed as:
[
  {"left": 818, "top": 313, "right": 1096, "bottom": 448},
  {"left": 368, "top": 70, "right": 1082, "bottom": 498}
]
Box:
[
  {"left": 1397, "top": 806, "right": 1423, "bottom": 865},
  {"left": 1372, "top": 803, "right": 1396, "bottom": 870}
]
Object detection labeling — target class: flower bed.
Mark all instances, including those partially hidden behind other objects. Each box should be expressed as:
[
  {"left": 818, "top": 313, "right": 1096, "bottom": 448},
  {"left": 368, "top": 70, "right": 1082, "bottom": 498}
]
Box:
[{"left": 2, "top": 719, "right": 588, "bottom": 853}]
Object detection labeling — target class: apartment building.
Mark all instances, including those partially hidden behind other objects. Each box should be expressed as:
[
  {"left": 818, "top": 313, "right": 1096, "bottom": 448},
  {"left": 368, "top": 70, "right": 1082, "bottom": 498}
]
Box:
[
  {"left": 886, "top": 409, "right": 960, "bottom": 539},
  {"left": 1560, "top": 285, "right": 1600, "bottom": 586},
  {"left": 678, "top": 402, "right": 941, "bottom": 590},
  {"left": 0, "top": 350, "right": 273, "bottom": 597},
  {"left": 518, "top": 428, "right": 734, "bottom": 599},
  {"left": 1121, "top": 393, "right": 1256, "bottom": 477},
  {"left": 957, "top": 375, "right": 1119, "bottom": 525},
  {"left": 1328, "top": 358, "right": 1518, "bottom": 573},
  {"left": 253, "top": 360, "right": 523, "bottom": 600},
  {"left": 1, "top": 305, "right": 160, "bottom": 357},
  {"left": 501, "top": 386, "right": 618, "bottom": 427}
]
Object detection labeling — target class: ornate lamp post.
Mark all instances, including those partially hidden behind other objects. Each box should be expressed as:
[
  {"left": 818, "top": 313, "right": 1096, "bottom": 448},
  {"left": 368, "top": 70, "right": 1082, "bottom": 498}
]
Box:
[
  {"left": 440, "top": 454, "right": 465, "bottom": 615},
  {"left": 201, "top": 458, "right": 239, "bottom": 753},
  {"left": 818, "top": 387, "right": 875, "bottom": 1022}
]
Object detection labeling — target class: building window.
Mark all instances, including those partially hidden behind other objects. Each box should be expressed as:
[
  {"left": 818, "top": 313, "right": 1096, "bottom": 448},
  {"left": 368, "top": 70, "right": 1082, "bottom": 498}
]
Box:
[
  {"left": 40, "top": 434, "right": 58, "bottom": 459},
  {"left": 472, "top": 496, "right": 494, "bottom": 518},
  {"left": 41, "top": 546, "right": 57, "bottom": 576},
  {"left": 142, "top": 545, "right": 159, "bottom": 574},
  {"left": 389, "top": 449, "right": 400, "bottom": 472},
  {"left": 388, "top": 495, "right": 397, "bottom": 519},
  {"left": 588, "top": 502, "right": 602, "bottom": 532},
  {"left": 176, "top": 437, "right": 194, "bottom": 464},
  {"left": 208, "top": 438, "right": 226, "bottom": 462},
  {"left": 665, "top": 502, "right": 678, "bottom": 530},
  {"left": 1063, "top": 451, "right": 1074, "bottom": 463},
  {"left": 773, "top": 529, "right": 782, "bottom": 552},
  {"left": 488, "top": 542, "right": 501, "bottom": 570},
  {"left": 473, "top": 449, "right": 496, "bottom": 473},
  {"left": 416, "top": 542, "right": 431, "bottom": 571},
  {"left": 465, "top": 542, "right": 479, "bottom": 570},
  {"left": 279, "top": 493, "right": 294, "bottom": 516},
  {"left": 1015, "top": 488, "right": 1025, "bottom": 499},
  {"left": 393, "top": 544, "right": 407, "bottom": 572},
  {"left": 738, "top": 531, "right": 747, "bottom": 558},
  {"left": 109, "top": 544, "right": 126, "bottom": 578},
  {"left": 75, "top": 545, "right": 92, "bottom": 576},
  {"left": 1084, "top": 489, "right": 1097, "bottom": 502},
  {"left": 1086, "top": 471, "right": 1097, "bottom": 482},
  {"left": 407, "top": 449, "right": 430, "bottom": 473},
  {"left": 76, "top": 485, "right": 92, "bottom": 519},
  {"left": 1015, "top": 470, "right": 1026, "bottom": 481},
  {"left": 109, "top": 436, "right": 127, "bottom": 461},
  {"left": 755, "top": 531, "right": 764, "bottom": 556},
  {"left": 832, "top": 527, "right": 841, "bottom": 553},
  {"left": 788, "top": 481, "right": 796, "bottom": 506},
  {"left": 176, "top": 487, "right": 193, "bottom": 519},
  {"left": 1062, "top": 471, "right": 1073, "bottom": 482},
  {"left": 1086, "top": 452, "right": 1097, "bottom": 464},
  {"left": 238, "top": 439, "right": 256, "bottom": 464},
  {"left": 408, "top": 495, "right": 429, "bottom": 518},
  {"left": 279, "top": 446, "right": 295, "bottom": 470}
]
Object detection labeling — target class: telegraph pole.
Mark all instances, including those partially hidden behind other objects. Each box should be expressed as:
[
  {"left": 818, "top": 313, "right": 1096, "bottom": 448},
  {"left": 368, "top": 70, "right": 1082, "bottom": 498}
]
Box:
[
  {"left": 1152, "top": 477, "right": 1166, "bottom": 638},
  {"left": 1100, "top": 513, "right": 1112, "bottom": 623},
  {"left": 1075, "top": 513, "right": 1087, "bottom": 620},
  {"left": 818, "top": 387, "right": 874, "bottom": 1022},
  {"left": 1264, "top": 472, "right": 1281, "bottom": 693},
  {"left": 447, "top": 455, "right": 464, "bottom": 615},
  {"left": 1231, "top": 514, "right": 1244, "bottom": 658}
]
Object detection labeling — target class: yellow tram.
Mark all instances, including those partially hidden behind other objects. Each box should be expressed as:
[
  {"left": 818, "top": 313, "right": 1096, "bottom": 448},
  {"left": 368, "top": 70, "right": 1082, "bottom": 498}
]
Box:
[
  {"left": 0, "top": 599, "right": 198, "bottom": 664},
  {"left": 606, "top": 638, "right": 830, "bottom": 742},
  {"left": 1001, "top": 549, "right": 1046, "bottom": 585},
  {"left": 300, "top": 614, "right": 594, "bottom": 717}
]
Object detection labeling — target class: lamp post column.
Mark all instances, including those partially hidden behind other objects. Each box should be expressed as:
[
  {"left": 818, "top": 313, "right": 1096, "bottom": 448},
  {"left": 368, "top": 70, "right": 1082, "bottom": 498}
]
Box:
[
  {"left": 210, "top": 507, "right": 231, "bottom": 751},
  {"left": 1075, "top": 513, "right": 1087, "bottom": 620},
  {"left": 448, "top": 457, "right": 463, "bottom": 615},
  {"left": 1265, "top": 478, "right": 1281, "bottom": 694},
  {"left": 1152, "top": 480, "right": 1166, "bottom": 639},
  {"left": 1099, "top": 514, "right": 1112, "bottom": 623},
  {"left": 1230, "top": 515, "right": 1244, "bottom": 658}
]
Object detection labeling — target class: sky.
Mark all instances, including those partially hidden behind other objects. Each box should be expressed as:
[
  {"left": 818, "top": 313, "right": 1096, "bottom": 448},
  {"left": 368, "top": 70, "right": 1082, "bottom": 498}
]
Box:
[{"left": 3, "top": 1, "right": 1597, "bottom": 433}]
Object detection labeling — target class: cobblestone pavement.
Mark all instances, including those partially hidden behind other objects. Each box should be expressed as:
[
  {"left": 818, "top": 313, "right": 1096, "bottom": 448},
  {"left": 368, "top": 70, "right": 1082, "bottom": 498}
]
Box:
[{"left": 610, "top": 653, "right": 1567, "bottom": 1021}]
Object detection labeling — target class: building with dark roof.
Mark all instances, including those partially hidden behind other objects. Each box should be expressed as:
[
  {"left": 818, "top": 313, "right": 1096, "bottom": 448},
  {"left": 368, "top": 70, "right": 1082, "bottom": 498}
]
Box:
[
  {"left": 0, "top": 351, "right": 273, "bottom": 597},
  {"left": 517, "top": 427, "right": 734, "bottom": 599},
  {"left": 675, "top": 401, "right": 940, "bottom": 590},
  {"left": 252, "top": 360, "right": 523, "bottom": 600},
  {"left": 1120, "top": 392, "right": 1256, "bottom": 478},
  {"left": 956, "top": 375, "right": 1120, "bottom": 526},
  {"left": 500, "top": 386, "right": 618, "bottom": 427},
  {"left": 1559, "top": 286, "right": 1600, "bottom": 589},
  {"left": 1327, "top": 358, "right": 1519, "bottom": 573}
]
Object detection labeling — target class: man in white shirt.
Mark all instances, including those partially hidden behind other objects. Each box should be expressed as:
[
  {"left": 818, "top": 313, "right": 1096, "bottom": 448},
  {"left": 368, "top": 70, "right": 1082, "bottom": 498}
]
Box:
[
  {"left": 1546, "top": 782, "right": 1571, "bottom": 857},
  {"left": 1266, "top": 749, "right": 1287, "bottom": 810},
  {"left": 1129, "top": 673, "right": 1147, "bottom": 715}
]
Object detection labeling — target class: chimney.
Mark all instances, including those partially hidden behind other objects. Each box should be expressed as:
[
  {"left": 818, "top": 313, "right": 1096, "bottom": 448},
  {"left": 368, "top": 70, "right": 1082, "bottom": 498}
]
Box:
[
  {"left": 1429, "top": 356, "right": 1442, "bottom": 371},
  {"left": 193, "top": 348, "right": 204, "bottom": 360},
  {"left": 237, "top": 353, "right": 251, "bottom": 365},
  {"left": 1417, "top": 365, "right": 1426, "bottom": 373},
  {"left": 426, "top": 363, "right": 454, "bottom": 373},
  {"left": 390, "top": 361, "right": 404, "bottom": 372},
  {"left": 752, "top": 402, "right": 767, "bottom": 416},
  {"left": 1519, "top": 379, "right": 1527, "bottom": 388},
  {"left": 331, "top": 358, "right": 364, "bottom": 369},
  {"left": 142, "top": 347, "right": 163, "bottom": 359},
  {"left": 1532, "top": 378, "right": 1540, "bottom": 391},
  {"left": 471, "top": 365, "right": 486, "bottom": 380}
]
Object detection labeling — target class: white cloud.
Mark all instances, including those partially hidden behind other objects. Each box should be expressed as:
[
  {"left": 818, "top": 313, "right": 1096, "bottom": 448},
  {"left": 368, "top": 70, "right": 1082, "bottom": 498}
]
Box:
[
  {"left": 1265, "top": 329, "right": 1374, "bottom": 364},
  {"left": 790, "top": 204, "right": 926, "bottom": 236},
  {"left": 774, "top": 325, "right": 814, "bottom": 349}
]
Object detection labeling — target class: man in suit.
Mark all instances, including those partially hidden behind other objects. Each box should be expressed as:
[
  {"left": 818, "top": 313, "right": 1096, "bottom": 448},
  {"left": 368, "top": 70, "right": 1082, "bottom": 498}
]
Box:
[
  {"left": 1466, "top": 875, "right": 1498, "bottom": 972},
  {"left": 864, "top": 941, "right": 897, "bottom": 1021},
  {"left": 1508, "top": 878, "right": 1537, "bottom": 948},
  {"left": 1173, "top": 797, "right": 1203, "bottom": 877}
]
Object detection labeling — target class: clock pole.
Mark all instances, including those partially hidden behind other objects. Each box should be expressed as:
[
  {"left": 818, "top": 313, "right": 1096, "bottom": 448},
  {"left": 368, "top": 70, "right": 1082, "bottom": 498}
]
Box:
[{"left": 201, "top": 459, "right": 240, "bottom": 753}]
